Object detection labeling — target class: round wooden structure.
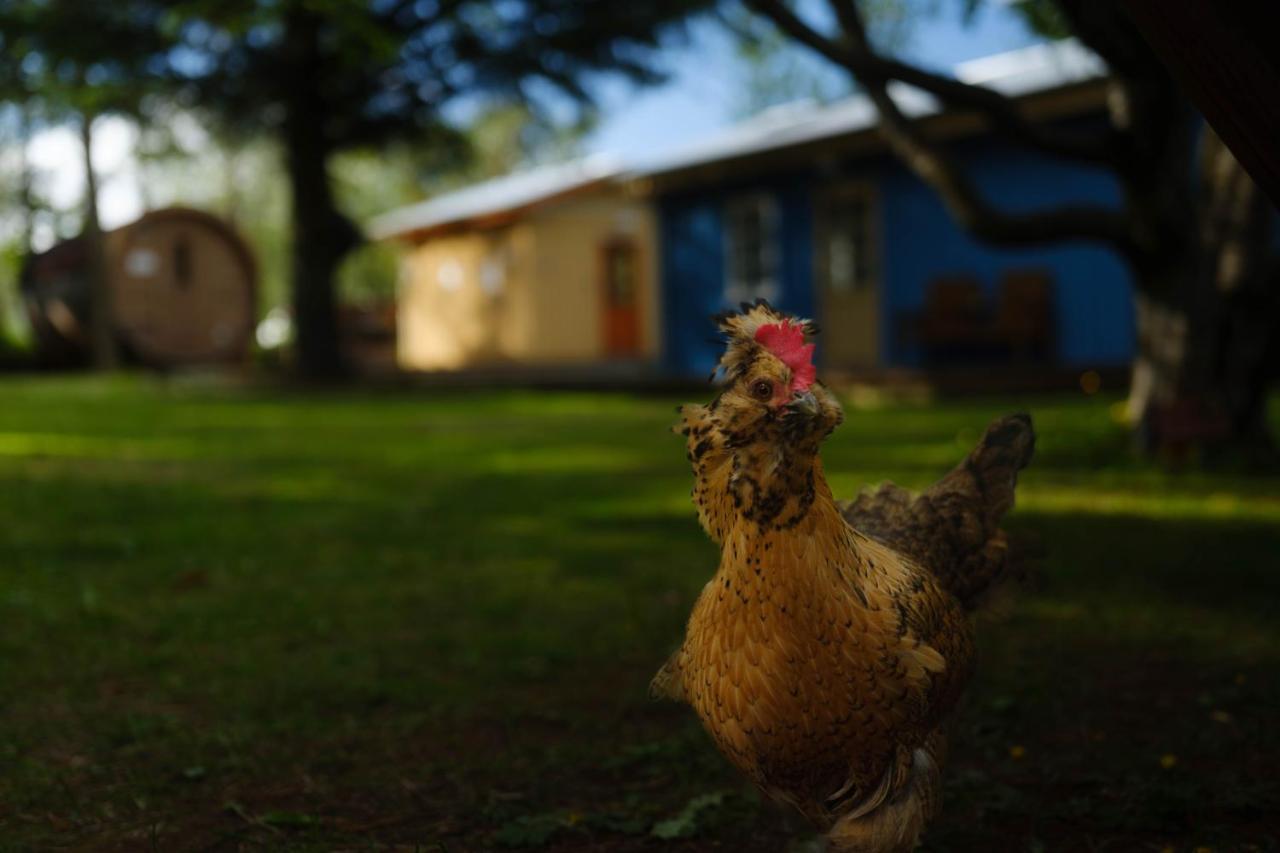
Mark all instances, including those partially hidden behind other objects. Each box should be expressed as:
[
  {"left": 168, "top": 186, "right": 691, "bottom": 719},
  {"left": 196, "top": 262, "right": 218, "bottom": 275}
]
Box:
[{"left": 23, "top": 207, "right": 257, "bottom": 367}]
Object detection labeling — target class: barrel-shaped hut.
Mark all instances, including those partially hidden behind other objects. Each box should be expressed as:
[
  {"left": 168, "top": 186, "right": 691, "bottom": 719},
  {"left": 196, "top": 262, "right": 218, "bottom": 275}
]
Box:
[{"left": 22, "top": 207, "right": 257, "bottom": 367}]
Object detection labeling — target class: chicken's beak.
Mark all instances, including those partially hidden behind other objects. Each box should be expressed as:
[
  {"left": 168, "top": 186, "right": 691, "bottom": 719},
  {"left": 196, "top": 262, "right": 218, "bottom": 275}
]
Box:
[{"left": 787, "top": 389, "right": 819, "bottom": 418}]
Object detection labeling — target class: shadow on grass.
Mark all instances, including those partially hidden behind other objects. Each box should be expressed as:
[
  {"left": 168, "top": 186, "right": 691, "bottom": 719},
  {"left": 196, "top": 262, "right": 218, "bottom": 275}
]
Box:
[
  {"left": 2, "top": 385, "right": 1278, "bottom": 850},
  {"left": 457, "top": 509, "right": 1280, "bottom": 852}
]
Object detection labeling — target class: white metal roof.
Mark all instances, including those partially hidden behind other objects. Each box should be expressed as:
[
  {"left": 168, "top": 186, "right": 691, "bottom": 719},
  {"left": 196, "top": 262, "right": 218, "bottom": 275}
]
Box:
[
  {"left": 370, "top": 40, "right": 1104, "bottom": 239},
  {"left": 367, "top": 154, "right": 622, "bottom": 240},
  {"left": 632, "top": 39, "right": 1105, "bottom": 177}
]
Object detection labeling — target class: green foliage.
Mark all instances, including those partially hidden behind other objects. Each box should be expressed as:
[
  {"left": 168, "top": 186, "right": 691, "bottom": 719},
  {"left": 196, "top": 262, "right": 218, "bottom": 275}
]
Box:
[
  {"left": 651, "top": 790, "right": 729, "bottom": 838},
  {"left": 335, "top": 241, "right": 399, "bottom": 306},
  {"left": 495, "top": 813, "right": 566, "bottom": 847},
  {"left": 459, "top": 103, "right": 597, "bottom": 180},
  {"left": 862, "top": 0, "right": 945, "bottom": 52},
  {"left": 0, "top": 240, "right": 31, "bottom": 354},
  {"left": 163, "top": 0, "right": 714, "bottom": 151},
  {"left": 0, "top": 0, "right": 174, "bottom": 116},
  {"left": 724, "top": 5, "right": 849, "bottom": 116},
  {"left": 724, "top": 0, "right": 941, "bottom": 117},
  {"left": 965, "top": 0, "right": 1072, "bottom": 39},
  {"left": 0, "top": 381, "right": 1276, "bottom": 849}
]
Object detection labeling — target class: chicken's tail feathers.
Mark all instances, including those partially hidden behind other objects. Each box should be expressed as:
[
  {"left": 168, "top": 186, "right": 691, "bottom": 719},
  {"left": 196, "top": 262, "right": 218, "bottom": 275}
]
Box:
[
  {"left": 841, "top": 413, "right": 1036, "bottom": 609},
  {"left": 951, "top": 412, "right": 1036, "bottom": 532},
  {"left": 922, "top": 412, "right": 1035, "bottom": 607},
  {"left": 825, "top": 734, "right": 945, "bottom": 853}
]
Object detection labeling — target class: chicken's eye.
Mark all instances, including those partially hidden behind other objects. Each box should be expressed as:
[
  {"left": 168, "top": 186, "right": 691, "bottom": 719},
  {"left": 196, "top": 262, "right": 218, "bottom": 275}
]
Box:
[{"left": 750, "top": 379, "right": 773, "bottom": 401}]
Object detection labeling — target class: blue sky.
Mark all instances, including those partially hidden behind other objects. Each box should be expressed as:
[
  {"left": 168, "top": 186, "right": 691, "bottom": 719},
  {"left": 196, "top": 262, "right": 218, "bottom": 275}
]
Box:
[{"left": 585, "top": 1, "right": 1043, "bottom": 160}]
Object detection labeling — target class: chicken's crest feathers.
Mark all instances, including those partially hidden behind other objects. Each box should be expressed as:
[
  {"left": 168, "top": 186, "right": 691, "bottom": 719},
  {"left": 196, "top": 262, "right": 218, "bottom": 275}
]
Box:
[{"left": 710, "top": 299, "right": 818, "bottom": 384}]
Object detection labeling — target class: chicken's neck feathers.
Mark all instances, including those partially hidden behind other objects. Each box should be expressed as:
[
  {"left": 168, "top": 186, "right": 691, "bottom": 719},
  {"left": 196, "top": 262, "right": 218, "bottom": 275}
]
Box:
[{"left": 719, "top": 455, "right": 874, "bottom": 592}]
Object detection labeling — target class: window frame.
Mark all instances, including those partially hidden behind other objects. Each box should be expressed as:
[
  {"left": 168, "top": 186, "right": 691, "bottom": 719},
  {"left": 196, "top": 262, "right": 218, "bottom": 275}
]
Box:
[
  {"left": 722, "top": 192, "right": 781, "bottom": 306},
  {"left": 815, "top": 182, "right": 878, "bottom": 295}
]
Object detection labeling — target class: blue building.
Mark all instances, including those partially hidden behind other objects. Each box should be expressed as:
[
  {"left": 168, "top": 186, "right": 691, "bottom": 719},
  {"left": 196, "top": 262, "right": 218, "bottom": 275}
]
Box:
[{"left": 637, "top": 41, "right": 1136, "bottom": 378}]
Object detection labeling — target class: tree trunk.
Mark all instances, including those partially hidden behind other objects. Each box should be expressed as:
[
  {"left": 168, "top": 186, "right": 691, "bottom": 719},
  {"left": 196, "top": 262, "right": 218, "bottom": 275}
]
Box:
[
  {"left": 222, "top": 144, "right": 239, "bottom": 225},
  {"left": 1126, "top": 130, "right": 1278, "bottom": 453},
  {"left": 1128, "top": 282, "right": 1277, "bottom": 455},
  {"left": 80, "top": 111, "right": 119, "bottom": 370},
  {"left": 281, "top": 8, "right": 358, "bottom": 380},
  {"left": 1196, "top": 129, "right": 1280, "bottom": 447},
  {"left": 17, "top": 106, "right": 34, "bottom": 254},
  {"left": 1126, "top": 289, "right": 1183, "bottom": 425}
]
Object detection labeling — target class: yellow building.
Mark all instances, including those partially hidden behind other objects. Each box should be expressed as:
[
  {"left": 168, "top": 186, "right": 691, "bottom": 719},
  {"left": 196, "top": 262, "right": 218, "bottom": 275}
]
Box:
[{"left": 370, "top": 158, "right": 659, "bottom": 372}]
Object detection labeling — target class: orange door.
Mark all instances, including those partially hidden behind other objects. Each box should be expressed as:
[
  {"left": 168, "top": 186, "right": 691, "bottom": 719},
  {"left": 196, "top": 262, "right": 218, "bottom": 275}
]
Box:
[{"left": 601, "top": 240, "right": 641, "bottom": 357}]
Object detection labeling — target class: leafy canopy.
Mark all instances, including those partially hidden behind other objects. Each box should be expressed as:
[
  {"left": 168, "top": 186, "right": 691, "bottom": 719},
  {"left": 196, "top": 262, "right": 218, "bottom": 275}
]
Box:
[{"left": 161, "top": 0, "right": 715, "bottom": 150}]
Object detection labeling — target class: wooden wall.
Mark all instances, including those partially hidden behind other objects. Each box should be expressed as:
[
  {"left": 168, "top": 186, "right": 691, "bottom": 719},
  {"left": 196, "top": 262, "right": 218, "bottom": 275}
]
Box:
[
  {"left": 396, "top": 189, "right": 658, "bottom": 371},
  {"left": 110, "top": 214, "right": 255, "bottom": 364}
]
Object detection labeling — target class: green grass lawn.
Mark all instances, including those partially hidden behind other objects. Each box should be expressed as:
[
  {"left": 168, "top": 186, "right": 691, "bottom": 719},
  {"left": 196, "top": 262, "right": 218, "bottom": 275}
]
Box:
[{"left": 1, "top": 376, "right": 1278, "bottom": 852}]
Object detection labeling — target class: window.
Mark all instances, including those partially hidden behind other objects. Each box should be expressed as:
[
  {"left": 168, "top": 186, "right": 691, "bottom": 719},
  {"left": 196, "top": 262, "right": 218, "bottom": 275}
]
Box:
[
  {"left": 436, "top": 259, "right": 464, "bottom": 292},
  {"left": 480, "top": 247, "right": 507, "bottom": 296},
  {"left": 603, "top": 242, "right": 637, "bottom": 308},
  {"left": 818, "top": 189, "right": 875, "bottom": 293},
  {"left": 124, "top": 248, "right": 159, "bottom": 278},
  {"left": 724, "top": 194, "right": 779, "bottom": 304}
]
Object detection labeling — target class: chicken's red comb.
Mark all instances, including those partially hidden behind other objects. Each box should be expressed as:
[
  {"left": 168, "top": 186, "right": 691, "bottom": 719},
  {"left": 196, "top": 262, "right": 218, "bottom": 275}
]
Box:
[{"left": 754, "top": 321, "right": 816, "bottom": 392}]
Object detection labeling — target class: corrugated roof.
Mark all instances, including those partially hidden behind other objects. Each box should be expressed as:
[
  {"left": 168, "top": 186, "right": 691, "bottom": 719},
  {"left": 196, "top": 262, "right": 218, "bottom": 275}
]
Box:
[
  {"left": 367, "top": 154, "right": 622, "bottom": 240},
  {"left": 633, "top": 39, "right": 1105, "bottom": 177},
  {"left": 369, "top": 40, "right": 1104, "bottom": 239}
]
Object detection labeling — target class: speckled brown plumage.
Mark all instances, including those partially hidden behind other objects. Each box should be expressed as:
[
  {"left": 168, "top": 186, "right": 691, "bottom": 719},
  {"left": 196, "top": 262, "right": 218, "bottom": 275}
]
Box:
[
  {"left": 653, "top": 302, "right": 1035, "bottom": 853},
  {"left": 840, "top": 414, "right": 1035, "bottom": 610}
]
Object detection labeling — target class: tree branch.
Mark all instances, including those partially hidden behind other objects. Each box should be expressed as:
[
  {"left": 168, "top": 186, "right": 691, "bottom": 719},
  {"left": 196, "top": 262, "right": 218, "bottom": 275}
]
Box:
[
  {"left": 746, "top": 0, "right": 1120, "bottom": 166},
  {"left": 866, "top": 71, "right": 1137, "bottom": 253},
  {"left": 744, "top": 0, "right": 1137, "bottom": 256},
  {"left": 824, "top": 0, "right": 863, "bottom": 46}
]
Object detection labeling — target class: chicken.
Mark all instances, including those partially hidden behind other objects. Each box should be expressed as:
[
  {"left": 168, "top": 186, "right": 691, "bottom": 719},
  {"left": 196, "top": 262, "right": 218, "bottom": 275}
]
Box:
[{"left": 651, "top": 301, "right": 1035, "bottom": 853}]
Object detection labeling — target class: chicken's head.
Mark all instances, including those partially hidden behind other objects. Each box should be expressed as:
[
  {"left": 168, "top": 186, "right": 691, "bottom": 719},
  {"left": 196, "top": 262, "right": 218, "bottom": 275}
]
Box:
[
  {"left": 675, "top": 301, "right": 844, "bottom": 534},
  {"left": 705, "top": 300, "right": 843, "bottom": 453}
]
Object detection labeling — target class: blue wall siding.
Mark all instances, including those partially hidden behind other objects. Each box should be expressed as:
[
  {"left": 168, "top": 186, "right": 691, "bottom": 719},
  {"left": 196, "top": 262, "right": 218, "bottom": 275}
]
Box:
[
  {"left": 875, "top": 140, "right": 1135, "bottom": 368},
  {"left": 656, "top": 132, "right": 1137, "bottom": 374},
  {"left": 660, "top": 176, "right": 816, "bottom": 377},
  {"left": 659, "top": 197, "right": 723, "bottom": 376}
]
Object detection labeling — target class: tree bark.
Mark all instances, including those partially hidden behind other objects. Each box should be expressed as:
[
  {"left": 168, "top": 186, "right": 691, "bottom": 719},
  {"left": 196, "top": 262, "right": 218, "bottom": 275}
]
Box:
[
  {"left": 1127, "top": 130, "right": 1278, "bottom": 451},
  {"left": 281, "top": 8, "right": 358, "bottom": 380},
  {"left": 80, "top": 110, "right": 119, "bottom": 370},
  {"left": 1127, "top": 287, "right": 1190, "bottom": 422},
  {"left": 1193, "top": 130, "right": 1278, "bottom": 445},
  {"left": 17, "top": 106, "right": 34, "bottom": 254},
  {"left": 222, "top": 144, "right": 239, "bottom": 225},
  {"left": 1128, "top": 280, "right": 1277, "bottom": 454}
]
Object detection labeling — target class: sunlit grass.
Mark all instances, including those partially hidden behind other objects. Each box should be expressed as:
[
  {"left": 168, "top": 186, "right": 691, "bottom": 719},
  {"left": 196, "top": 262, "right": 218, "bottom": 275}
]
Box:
[
  {"left": 1019, "top": 486, "right": 1280, "bottom": 521},
  {"left": 0, "top": 431, "right": 204, "bottom": 459}
]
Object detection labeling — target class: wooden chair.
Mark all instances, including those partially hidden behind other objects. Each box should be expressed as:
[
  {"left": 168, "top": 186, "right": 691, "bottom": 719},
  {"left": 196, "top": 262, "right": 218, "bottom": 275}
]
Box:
[
  {"left": 992, "top": 270, "right": 1054, "bottom": 362},
  {"left": 914, "top": 276, "right": 989, "bottom": 361}
]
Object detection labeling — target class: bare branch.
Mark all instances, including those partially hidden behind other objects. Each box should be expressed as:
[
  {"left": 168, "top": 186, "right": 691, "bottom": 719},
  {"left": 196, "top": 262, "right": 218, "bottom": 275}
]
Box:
[
  {"left": 747, "top": 0, "right": 1119, "bottom": 166},
  {"left": 747, "top": 0, "right": 849, "bottom": 65},
  {"left": 743, "top": 0, "right": 1136, "bottom": 255},
  {"left": 863, "top": 59, "right": 1136, "bottom": 254},
  {"left": 824, "top": 0, "right": 863, "bottom": 46}
]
